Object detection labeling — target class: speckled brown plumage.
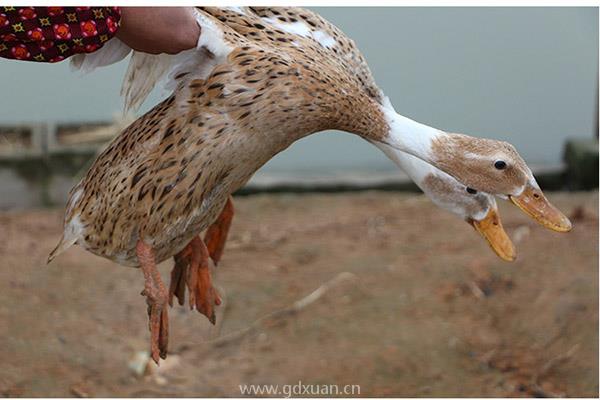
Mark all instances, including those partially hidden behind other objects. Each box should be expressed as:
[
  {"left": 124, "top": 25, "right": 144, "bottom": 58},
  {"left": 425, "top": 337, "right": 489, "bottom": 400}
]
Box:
[{"left": 54, "top": 7, "right": 391, "bottom": 267}]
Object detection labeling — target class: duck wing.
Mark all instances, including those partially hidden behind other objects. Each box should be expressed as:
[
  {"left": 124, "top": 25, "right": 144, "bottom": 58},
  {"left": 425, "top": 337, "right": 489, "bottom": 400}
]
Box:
[{"left": 244, "top": 7, "right": 383, "bottom": 102}]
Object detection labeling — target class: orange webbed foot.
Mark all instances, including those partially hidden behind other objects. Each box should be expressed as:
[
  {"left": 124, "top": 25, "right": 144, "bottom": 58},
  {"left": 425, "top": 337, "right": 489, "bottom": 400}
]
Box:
[
  {"left": 170, "top": 236, "right": 222, "bottom": 324},
  {"left": 187, "top": 236, "right": 221, "bottom": 324},
  {"left": 168, "top": 197, "right": 233, "bottom": 323}
]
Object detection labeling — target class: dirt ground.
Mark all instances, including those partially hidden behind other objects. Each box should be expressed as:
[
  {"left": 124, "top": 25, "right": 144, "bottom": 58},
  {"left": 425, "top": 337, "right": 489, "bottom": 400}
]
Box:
[{"left": 0, "top": 191, "right": 597, "bottom": 397}]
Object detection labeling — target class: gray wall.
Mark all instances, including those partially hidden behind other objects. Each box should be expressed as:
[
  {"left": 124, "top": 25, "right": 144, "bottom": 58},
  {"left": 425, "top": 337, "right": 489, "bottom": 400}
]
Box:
[{"left": 0, "top": 7, "right": 597, "bottom": 173}]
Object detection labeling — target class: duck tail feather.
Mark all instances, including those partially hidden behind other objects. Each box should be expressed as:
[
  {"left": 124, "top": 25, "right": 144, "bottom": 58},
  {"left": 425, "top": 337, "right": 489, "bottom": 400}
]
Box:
[{"left": 47, "top": 234, "right": 77, "bottom": 265}]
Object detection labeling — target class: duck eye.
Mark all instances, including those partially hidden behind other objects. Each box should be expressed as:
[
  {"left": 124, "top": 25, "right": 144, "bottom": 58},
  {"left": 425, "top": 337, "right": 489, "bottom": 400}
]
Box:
[
  {"left": 466, "top": 187, "right": 477, "bottom": 194},
  {"left": 494, "top": 160, "right": 507, "bottom": 170}
]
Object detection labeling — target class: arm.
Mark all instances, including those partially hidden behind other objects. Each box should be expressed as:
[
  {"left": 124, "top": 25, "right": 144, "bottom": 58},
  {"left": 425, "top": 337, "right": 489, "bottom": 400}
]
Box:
[
  {"left": 0, "top": 6, "right": 199, "bottom": 62},
  {"left": 116, "top": 7, "right": 200, "bottom": 55}
]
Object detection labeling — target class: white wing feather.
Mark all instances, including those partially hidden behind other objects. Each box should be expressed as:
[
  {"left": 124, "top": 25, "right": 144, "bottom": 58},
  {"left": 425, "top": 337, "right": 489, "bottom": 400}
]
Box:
[
  {"left": 70, "top": 37, "right": 131, "bottom": 73},
  {"left": 120, "top": 52, "right": 172, "bottom": 113}
]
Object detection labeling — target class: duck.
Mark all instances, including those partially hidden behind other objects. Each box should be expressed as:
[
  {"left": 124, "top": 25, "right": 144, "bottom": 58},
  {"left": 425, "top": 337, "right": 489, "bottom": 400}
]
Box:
[{"left": 49, "top": 7, "right": 571, "bottom": 363}]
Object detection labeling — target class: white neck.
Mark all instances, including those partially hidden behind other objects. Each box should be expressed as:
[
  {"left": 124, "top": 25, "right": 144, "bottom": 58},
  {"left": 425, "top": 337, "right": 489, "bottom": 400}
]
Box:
[
  {"left": 379, "top": 97, "right": 445, "bottom": 165},
  {"left": 374, "top": 142, "right": 431, "bottom": 185}
]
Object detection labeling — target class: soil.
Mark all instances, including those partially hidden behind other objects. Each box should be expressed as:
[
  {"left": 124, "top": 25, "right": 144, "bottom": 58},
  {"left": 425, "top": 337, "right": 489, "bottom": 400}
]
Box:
[{"left": 0, "top": 191, "right": 597, "bottom": 397}]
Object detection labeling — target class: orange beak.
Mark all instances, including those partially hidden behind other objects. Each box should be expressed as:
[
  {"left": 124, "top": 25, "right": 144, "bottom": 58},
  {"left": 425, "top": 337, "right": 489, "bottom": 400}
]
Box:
[
  {"left": 469, "top": 207, "right": 516, "bottom": 262},
  {"left": 509, "top": 183, "right": 572, "bottom": 233}
]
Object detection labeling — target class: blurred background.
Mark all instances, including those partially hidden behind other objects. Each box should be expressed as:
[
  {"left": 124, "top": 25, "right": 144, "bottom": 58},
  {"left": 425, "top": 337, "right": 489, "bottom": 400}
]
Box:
[
  {"left": 0, "top": 7, "right": 598, "bottom": 397},
  {"left": 0, "top": 7, "right": 597, "bottom": 207}
]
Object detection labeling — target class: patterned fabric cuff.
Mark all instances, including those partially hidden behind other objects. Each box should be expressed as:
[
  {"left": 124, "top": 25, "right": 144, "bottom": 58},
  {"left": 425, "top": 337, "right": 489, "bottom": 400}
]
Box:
[{"left": 0, "top": 6, "right": 121, "bottom": 63}]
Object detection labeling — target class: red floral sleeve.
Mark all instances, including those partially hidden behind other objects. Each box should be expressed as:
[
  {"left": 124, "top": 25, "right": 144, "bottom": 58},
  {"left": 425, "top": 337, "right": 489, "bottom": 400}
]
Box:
[{"left": 0, "top": 6, "right": 121, "bottom": 63}]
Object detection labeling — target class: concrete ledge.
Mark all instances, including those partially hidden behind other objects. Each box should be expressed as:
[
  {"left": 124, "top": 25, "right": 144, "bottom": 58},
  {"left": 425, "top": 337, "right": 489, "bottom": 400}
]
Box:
[
  {"left": 563, "top": 138, "right": 599, "bottom": 191},
  {"left": 239, "top": 171, "right": 420, "bottom": 194},
  {"left": 0, "top": 148, "right": 570, "bottom": 210},
  {"left": 0, "top": 122, "right": 588, "bottom": 209}
]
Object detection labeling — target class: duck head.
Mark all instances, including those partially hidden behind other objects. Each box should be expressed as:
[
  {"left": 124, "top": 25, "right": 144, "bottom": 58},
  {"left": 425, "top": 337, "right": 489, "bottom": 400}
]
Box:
[
  {"left": 378, "top": 101, "right": 572, "bottom": 233},
  {"left": 429, "top": 133, "right": 572, "bottom": 233},
  {"left": 375, "top": 142, "right": 516, "bottom": 261}
]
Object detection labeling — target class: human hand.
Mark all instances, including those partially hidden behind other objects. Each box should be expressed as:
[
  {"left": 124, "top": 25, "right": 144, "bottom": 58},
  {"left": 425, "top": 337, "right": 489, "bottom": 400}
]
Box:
[{"left": 116, "top": 7, "right": 200, "bottom": 55}]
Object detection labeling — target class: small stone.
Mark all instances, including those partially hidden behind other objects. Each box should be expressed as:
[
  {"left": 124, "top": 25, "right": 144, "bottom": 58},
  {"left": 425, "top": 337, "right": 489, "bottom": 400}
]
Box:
[
  {"left": 512, "top": 225, "right": 530, "bottom": 244},
  {"left": 146, "top": 354, "right": 182, "bottom": 385},
  {"left": 257, "top": 332, "right": 268, "bottom": 342},
  {"left": 128, "top": 351, "right": 151, "bottom": 377},
  {"left": 69, "top": 383, "right": 91, "bottom": 398}
]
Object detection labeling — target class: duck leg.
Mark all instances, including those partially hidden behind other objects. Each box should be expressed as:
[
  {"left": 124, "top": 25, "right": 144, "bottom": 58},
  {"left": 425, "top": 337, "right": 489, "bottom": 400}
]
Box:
[
  {"left": 136, "top": 240, "right": 169, "bottom": 364},
  {"left": 168, "top": 247, "right": 190, "bottom": 307},
  {"left": 204, "top": 196, "right": 234, "bottom": 266},
  {"left": 167, "top": 236, "right": 222, "bottom": 323},
  {"left": 186, "top": 236, "right": 222, "bottom": 324},
  {"left": 168, "top": 197, "right": 233, "bottom": 312}
]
